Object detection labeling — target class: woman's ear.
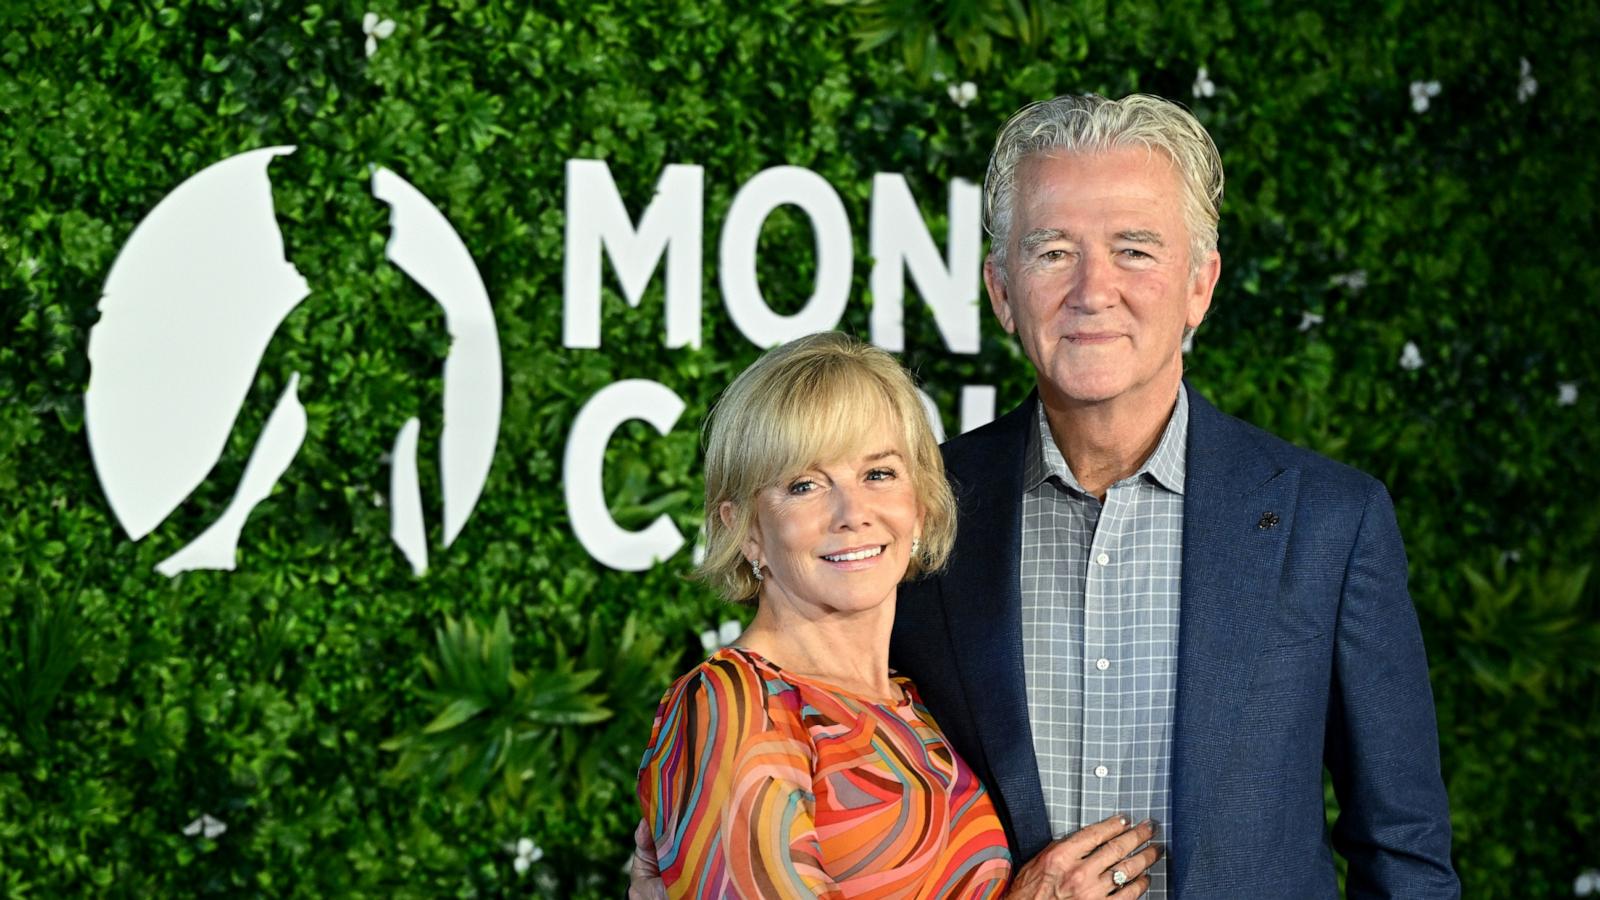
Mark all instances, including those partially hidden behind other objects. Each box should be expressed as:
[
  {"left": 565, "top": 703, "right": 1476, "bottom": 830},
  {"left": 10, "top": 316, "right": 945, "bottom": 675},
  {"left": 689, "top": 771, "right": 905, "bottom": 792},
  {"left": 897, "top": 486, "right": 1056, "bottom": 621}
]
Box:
[{"left": 721, "top": 500, "right": 763, "bottom": 565}]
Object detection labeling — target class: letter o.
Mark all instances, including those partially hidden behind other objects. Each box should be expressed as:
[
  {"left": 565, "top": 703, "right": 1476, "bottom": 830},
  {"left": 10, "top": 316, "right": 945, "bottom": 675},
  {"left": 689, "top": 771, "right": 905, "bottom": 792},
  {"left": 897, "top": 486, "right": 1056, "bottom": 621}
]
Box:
[{"left": 719, "top": 166, "right": 853, "bottom": 348}]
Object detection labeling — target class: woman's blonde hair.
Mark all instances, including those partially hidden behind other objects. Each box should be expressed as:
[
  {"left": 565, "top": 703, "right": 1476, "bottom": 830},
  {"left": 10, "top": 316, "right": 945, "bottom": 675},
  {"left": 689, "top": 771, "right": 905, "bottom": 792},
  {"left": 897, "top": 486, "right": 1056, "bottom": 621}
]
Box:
[{"left": 696, "top": 332, "right": 956, "bottom": 603}]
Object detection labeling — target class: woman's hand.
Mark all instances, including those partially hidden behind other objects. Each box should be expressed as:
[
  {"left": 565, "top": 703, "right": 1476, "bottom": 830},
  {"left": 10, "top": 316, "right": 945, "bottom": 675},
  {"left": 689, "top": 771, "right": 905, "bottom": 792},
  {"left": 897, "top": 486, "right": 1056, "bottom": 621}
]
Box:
[
  {"left": 627, "top": 819, "right": 667, "bottom": 900},
  {"left": 1004, "top": 815, "right": 1160, "bottom": 898}
]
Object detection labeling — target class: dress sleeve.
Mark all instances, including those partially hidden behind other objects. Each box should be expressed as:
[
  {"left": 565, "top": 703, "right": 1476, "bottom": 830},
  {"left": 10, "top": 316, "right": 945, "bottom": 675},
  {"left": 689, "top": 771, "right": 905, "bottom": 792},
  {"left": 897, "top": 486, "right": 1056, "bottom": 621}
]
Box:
[{"left": 638, "top": 655, "right": 843, "bottom": 899}]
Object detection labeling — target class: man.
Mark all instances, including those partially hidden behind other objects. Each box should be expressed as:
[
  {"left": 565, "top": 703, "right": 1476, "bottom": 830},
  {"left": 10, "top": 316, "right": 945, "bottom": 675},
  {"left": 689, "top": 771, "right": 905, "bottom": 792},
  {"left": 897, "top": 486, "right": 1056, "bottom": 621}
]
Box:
[{"left": 889, "top": 93, "right": 1458, "bottom": 897}]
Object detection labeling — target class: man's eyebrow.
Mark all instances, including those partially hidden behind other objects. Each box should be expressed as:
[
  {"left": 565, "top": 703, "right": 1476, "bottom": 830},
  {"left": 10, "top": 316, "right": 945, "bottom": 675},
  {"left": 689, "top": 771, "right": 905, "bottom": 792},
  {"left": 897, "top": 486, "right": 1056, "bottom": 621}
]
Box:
[
  {"left": 1116, "top": 229, "right": 1165, "bottom": 245},
  {"left": 1019, "top": 228, "right": 1073, "bottom": 252}
]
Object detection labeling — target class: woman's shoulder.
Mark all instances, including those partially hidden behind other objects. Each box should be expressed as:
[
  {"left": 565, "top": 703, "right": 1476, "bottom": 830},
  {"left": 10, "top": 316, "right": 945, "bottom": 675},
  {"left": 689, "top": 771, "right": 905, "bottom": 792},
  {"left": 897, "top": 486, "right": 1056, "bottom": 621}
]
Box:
[{"left": 652, "top": 647, "right": 804, "bottom": 726}]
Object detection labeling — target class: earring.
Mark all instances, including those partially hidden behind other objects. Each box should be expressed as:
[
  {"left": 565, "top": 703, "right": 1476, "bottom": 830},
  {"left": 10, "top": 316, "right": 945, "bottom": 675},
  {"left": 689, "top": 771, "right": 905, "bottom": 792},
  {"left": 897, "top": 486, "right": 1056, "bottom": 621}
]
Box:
[
  {"left": 749, "top": 558, "right": 764, "bottom": 582},
  {"left": 911, "top": 538, "right": 922, "bottom": 558}
]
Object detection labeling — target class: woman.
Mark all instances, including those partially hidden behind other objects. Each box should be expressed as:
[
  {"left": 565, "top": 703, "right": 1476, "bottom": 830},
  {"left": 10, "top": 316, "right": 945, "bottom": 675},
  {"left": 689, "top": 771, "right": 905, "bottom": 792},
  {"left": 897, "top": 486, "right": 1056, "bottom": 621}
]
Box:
[{"left": 636, "top": 333, "right": 1155, "bottom": 898}]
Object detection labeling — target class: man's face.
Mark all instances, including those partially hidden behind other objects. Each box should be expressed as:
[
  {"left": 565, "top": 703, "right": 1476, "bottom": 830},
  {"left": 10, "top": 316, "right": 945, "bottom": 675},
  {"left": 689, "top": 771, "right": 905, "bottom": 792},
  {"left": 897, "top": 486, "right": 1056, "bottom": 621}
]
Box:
[{"left": 985, "top": 147, "right": 1220, "bottom": 412}]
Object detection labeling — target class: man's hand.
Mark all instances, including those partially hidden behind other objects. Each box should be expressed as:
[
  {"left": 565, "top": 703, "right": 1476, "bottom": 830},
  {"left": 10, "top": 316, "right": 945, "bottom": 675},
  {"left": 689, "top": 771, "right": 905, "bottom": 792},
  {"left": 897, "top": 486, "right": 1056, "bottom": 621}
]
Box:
[
  {"left": 628, "top": 819, "right": 667, "bottom": 900},
  {"left": 1004, "top": 815, "right": 1160, "bottom": 899}
]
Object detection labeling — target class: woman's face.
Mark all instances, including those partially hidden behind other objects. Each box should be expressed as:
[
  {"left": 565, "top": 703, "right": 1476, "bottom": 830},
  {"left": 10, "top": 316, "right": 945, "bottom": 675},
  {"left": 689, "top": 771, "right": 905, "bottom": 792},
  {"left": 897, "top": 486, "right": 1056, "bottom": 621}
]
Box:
[{"left": 737, "top": 419, "right": 923, "bottom": 619}]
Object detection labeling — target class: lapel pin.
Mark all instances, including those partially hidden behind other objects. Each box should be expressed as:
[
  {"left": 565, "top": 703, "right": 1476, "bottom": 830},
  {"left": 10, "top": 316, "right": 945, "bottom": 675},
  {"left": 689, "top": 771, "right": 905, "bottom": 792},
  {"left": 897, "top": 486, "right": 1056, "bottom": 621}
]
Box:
[{"left": 1257, "top": 511, "right": 1281, "bottom": 530}]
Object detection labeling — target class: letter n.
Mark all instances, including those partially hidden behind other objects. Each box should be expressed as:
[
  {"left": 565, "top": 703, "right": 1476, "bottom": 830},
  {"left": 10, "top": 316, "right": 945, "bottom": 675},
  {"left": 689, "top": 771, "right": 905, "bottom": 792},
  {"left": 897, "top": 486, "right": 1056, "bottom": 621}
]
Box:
[{"left": 868, "top": 174, "right": 981, "bottom": 354}]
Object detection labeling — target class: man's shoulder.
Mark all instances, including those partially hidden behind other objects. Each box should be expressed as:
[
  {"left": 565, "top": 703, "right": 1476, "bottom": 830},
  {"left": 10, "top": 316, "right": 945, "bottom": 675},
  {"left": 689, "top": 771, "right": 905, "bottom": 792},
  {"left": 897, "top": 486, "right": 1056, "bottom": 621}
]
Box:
[
  {"left": 938, "top": 392, "right": 1034, "bottom": 485},
  {"left": 1187, "top": 385, "right": 1385, "bottom": 503}
]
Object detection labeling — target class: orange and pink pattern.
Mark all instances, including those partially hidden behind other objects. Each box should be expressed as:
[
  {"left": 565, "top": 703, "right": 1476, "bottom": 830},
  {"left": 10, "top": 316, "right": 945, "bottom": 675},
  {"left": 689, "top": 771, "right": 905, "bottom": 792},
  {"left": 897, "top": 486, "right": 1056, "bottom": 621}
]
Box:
[{"left": 638, "top": 647, "right": 1011, "bottom": 898}]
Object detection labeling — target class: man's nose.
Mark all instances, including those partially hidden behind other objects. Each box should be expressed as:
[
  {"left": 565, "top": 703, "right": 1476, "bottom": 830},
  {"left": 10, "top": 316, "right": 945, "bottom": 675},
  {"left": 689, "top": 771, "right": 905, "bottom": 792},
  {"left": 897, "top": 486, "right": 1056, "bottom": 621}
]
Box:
[{"left": 1068, "top": 251, "right": 1118, "bottom": 312}]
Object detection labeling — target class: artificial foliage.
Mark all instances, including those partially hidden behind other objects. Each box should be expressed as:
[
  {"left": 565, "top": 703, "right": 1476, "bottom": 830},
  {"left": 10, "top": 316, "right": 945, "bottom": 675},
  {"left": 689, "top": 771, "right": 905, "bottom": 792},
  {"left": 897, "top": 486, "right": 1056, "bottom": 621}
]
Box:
[{"left": 2, "top": 0, "right": 1598, "bottom": 895}]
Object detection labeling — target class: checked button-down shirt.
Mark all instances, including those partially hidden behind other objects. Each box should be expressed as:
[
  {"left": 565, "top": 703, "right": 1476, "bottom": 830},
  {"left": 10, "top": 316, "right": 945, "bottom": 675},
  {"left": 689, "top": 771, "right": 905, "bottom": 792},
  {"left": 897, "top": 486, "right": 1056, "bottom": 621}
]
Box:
[{"left": 1020, "top": 388, "right": 1186, "bottom": 899}]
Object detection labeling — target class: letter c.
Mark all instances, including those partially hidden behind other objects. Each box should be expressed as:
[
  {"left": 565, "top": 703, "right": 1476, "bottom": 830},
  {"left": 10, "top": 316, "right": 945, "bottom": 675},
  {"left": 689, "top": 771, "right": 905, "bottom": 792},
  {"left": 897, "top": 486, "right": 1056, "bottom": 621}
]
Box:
[{"left": 563, "top": 380, "right": 686, "bottom": 571}]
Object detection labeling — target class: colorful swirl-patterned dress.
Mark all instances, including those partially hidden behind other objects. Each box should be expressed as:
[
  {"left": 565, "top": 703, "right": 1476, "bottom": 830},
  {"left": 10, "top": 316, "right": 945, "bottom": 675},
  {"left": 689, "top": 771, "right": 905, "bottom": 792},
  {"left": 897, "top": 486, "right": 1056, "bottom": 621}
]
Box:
[{"left": 637, "top": 647, "right": 1011, "bottom": 898}]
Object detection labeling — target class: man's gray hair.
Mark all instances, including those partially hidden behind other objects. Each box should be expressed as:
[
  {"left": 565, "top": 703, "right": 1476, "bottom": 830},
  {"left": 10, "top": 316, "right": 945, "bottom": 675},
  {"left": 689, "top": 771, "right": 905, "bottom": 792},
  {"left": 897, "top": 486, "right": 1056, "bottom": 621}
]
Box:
[{"left": 983, "top": 93, "right": 1224, "bottom": 272}]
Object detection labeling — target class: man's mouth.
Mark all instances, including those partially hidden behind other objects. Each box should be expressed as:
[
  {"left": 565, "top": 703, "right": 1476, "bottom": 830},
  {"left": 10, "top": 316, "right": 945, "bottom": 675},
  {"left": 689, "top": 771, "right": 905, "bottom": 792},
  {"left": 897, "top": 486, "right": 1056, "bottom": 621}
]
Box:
[{"left": 821, "top": 545, "right": 885, "bottom": 562}]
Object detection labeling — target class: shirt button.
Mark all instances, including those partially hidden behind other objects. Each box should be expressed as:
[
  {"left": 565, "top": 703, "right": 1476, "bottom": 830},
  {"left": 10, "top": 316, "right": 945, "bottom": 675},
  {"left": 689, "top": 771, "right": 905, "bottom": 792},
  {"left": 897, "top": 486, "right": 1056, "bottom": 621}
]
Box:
[
  {"left": 1094, "top": 765, "right": 1109, "bottom": 778},
  {"left": 1096, "top": 658, "right": 1111, "bottom": 671},
  {"left": 1096, "top": 552, "right": 1110, "bottom": 566}
]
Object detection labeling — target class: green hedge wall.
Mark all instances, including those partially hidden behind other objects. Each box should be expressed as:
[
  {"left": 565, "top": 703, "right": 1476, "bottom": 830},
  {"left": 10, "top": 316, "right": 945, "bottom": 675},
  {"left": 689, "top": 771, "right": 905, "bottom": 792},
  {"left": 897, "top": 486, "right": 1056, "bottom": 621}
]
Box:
[{"left": 3, "top": 0, "right": 1597, "bottom": 895}]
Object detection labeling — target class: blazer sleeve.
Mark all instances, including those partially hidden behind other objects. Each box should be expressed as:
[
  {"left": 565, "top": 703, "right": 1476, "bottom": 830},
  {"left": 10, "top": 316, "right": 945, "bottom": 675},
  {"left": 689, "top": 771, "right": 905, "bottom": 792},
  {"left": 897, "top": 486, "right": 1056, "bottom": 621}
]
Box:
[
  {"left": 638, "top": 659, "right": 844, "bottom": 899},
  {"left": 1324, "top": 482, "right": 1461, "bottom": 898}
]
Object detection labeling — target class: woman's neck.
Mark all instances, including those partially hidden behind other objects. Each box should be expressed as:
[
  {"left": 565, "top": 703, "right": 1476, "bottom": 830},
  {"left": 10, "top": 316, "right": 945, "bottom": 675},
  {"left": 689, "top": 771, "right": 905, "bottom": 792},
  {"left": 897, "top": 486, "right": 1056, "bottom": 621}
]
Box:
[{"left": 736, "top": 596, "right": 897, "bottom": 701}]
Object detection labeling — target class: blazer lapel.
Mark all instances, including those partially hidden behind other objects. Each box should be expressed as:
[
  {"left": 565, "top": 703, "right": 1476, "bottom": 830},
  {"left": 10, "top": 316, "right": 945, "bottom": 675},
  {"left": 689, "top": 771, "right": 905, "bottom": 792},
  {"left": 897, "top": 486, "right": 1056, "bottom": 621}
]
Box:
[
  {"left": 1170, "top": 384, "right": 1301, "bottom": 892},
  {"left": 940, "top": 394, "right": 1054, "bottom": 860}
]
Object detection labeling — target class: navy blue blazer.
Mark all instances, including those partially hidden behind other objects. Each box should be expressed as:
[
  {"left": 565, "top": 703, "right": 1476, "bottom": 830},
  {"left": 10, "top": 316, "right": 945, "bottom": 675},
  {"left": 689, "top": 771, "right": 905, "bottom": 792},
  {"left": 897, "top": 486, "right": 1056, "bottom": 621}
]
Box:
[{"left": 891, "top": 383, "right": 1459, "bottom": 898}]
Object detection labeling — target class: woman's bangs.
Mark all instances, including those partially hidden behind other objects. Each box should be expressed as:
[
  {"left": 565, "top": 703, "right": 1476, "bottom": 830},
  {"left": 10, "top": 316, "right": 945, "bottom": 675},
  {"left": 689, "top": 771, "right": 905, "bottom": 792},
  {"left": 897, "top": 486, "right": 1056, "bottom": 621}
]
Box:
[{"left": 761, "top": 367, "right": 902, "bottom": 484}]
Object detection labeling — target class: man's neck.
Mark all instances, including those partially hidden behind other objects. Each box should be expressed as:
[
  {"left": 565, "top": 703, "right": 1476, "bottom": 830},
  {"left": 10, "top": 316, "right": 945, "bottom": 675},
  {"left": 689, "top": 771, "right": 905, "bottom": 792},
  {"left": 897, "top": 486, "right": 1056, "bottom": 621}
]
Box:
[{"left": 1039, "top": 375, "right": 1182, "bottom": 500}]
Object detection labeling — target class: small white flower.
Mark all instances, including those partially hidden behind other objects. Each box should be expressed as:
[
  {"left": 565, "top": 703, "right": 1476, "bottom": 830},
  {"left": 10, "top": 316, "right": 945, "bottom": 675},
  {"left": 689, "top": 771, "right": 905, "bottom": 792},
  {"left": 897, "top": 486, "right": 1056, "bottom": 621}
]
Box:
[
  {"left": 1330, "top": 269, "right": 1368, "bottom": 292},
  {"left": 1298, "top": 311, "right": 1325, "bottom": 332},
  {"left": 511, "top": 837, "right": 544, "bottom": 874},
  {"left": 372, "top": 491, "right": 385, "bottom": 507},
  {"left": 947, "top": 81, "right": 978, "bottom": 108},
  {"left": 362, "top": 12, "right": 396, "bottom": 58},
  {"left": 1518, "top": 57, "right": 1538, "bottom": 103},
  {"left": 700, "top": 619, "right": 744, "bottom": 652},
  {"left": 1193, "top": 66, "right": 1216, "bottom": 99},
  {"left": 1499, "top": 549, "right": 1523, "bottom": 566},
  {"left": 1410, "top": 80, "right": 1442, "bottom": 113},
  {"left": 1576, "top": 868, "right": 1600, "bottom": 896},
  {"left": 182, "top": 814, "right": 227, "bottom": 839},
  {"left": 1399, "top": 341, "right": 1424, "bottom": 371},
  {"left": 1181, "top": 330, "right": 1196, "bottom": 355},
  {"left": 1557, "top": 382, "right": 1579, "bottom": 406}
]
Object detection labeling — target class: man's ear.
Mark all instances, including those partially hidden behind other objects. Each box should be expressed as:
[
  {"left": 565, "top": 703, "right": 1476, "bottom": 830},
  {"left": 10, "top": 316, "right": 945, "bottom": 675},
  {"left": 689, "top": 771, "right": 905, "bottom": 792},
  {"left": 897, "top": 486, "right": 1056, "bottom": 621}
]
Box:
[
  {"left": 721, "top": 500, "right": 762, "bottom": 564},
  {"left": 984, "top": 256, "right": 1017, "bottom": 335},
  {"left": 1186, "top": 249, "right": 1221, "bottom": 329}
]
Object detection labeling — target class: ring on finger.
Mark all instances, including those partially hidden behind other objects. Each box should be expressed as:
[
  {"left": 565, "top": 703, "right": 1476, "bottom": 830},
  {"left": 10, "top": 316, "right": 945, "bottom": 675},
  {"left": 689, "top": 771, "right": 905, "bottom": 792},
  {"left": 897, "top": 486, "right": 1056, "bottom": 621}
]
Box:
[{"left": 1111, "top": 868, "right": 1129, "bottom": 887}]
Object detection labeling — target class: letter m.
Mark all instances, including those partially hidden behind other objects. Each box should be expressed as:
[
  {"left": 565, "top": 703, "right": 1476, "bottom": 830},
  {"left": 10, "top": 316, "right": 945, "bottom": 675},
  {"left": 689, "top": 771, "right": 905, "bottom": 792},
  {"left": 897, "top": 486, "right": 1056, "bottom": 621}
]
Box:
[{"left": 563, "top": 160, "right": 704, "bottom": 349}]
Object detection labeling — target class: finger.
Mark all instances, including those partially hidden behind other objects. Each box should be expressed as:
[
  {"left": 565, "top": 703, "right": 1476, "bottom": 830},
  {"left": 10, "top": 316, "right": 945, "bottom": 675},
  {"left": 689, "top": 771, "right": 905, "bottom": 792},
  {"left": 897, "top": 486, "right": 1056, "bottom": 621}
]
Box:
[
  {"left": 1115, "top": 874, "right": 1151, "bottom": 897},
  {"left": 1103, "top": 843, "right": 1162, "bottom": 887},
  {"left": 632, "top": 820, "right": 661, "bottom": 880},
  {"left": 1081, "top": 818, "right": 1157, "bottom": 872},
  {"left": 1094, "top": 813, "right": 1158, "bottom": 864},
  {"left": 1050, "top": 813, "right": 1137, "bottom": 857}
]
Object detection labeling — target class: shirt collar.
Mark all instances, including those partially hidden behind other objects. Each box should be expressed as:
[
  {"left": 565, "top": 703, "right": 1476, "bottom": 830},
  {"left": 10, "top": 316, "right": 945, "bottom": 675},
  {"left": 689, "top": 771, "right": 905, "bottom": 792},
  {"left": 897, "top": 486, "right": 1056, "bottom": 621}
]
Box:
[{"left": 1025, "top": 387, "right": 1189, "bottom": 497}]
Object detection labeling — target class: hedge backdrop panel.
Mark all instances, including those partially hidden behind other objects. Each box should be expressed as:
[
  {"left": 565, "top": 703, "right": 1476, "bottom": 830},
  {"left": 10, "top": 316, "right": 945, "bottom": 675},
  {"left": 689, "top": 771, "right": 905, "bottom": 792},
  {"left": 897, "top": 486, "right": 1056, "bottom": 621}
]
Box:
[{"left": 3, "top": 1, "right": 1597, "bottom": 896}]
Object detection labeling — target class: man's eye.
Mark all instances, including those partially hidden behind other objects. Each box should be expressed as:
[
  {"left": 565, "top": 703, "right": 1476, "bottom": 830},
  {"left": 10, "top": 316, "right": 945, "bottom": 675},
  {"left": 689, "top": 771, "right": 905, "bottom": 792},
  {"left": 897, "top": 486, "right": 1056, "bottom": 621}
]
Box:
[
  {"left": 1041, "top": 249, "right": 1068, "bottom": 262},
  {"left": 1119, "top": 248, "right": 1151, "bottom": 259}
]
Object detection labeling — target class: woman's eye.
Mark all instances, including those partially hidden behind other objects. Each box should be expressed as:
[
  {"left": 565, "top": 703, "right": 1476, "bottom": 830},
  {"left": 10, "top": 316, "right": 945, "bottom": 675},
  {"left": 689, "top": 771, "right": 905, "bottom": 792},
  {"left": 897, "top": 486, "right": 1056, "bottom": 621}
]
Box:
[
  {"left": 787, "top": 479, "right": 817, "bottom": 495},
  {"left": 866, "top": 467, "right": 897, "bottom": 481}
]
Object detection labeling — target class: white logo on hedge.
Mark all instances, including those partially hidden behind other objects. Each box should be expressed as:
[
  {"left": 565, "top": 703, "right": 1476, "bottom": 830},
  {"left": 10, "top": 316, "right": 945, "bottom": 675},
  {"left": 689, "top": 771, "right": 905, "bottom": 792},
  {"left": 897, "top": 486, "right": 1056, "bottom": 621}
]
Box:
[{"left": 85, "top": 146, "right": 502, "bottom": 577}]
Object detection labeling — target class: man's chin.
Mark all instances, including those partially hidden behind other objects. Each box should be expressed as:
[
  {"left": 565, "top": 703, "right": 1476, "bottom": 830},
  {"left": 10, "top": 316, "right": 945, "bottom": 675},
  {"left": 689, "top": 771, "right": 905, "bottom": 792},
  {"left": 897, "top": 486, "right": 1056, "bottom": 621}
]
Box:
[{"left": 1040, "top": 369, "right": 1130, "bottom": 406}]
